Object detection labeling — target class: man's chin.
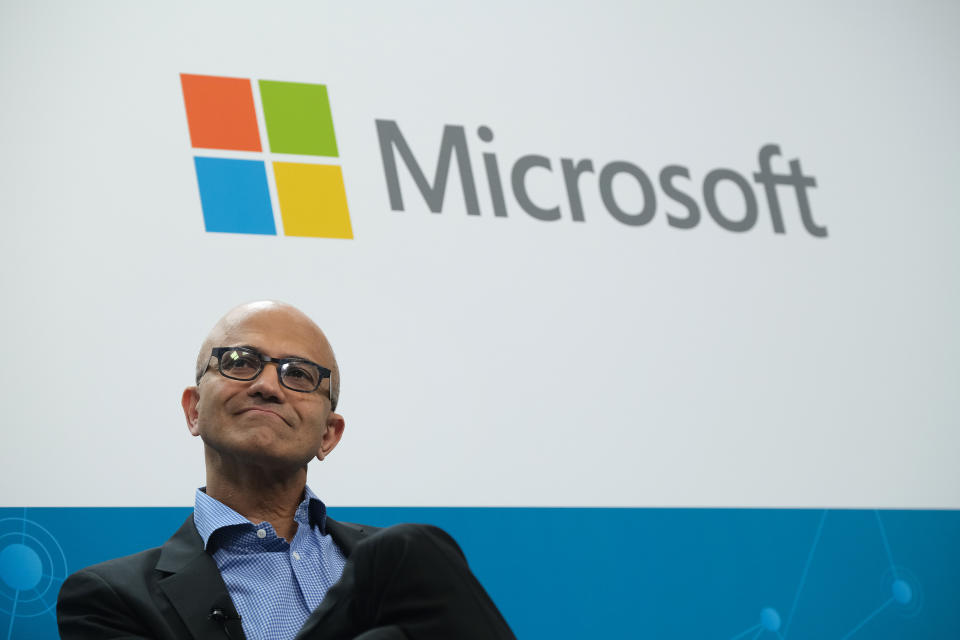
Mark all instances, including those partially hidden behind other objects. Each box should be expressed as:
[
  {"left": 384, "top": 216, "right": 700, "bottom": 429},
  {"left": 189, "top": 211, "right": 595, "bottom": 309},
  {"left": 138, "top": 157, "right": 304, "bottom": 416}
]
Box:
[{"left": 204, "top": 435, "right": 311, "bottom": 471}]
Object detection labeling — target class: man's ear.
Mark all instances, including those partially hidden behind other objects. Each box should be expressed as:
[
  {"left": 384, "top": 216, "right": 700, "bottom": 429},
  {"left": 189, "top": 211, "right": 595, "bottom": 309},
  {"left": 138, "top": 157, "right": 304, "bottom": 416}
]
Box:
[
  {"left": 181, "top": 387, "right": 201, "bottom": 436},
  {"left": 318, "top": 412, "right": 346, "bottom": 461}
]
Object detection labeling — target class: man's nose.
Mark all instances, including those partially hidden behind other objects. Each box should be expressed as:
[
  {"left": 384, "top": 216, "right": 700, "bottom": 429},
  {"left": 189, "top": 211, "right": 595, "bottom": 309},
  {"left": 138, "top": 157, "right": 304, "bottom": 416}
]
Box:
[{"left": 247, "top": 362, "right": 285, "bottom": 401}]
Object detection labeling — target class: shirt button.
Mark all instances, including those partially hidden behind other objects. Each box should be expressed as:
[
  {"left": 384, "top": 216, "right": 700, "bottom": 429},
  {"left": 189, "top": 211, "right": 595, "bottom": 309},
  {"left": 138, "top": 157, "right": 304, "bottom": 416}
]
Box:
[
  {"left": 293, "top": 551, "right": 301, "bottom": 561},
  {"left": 256, "top": 529, "right": 267, "bottom": 539}
]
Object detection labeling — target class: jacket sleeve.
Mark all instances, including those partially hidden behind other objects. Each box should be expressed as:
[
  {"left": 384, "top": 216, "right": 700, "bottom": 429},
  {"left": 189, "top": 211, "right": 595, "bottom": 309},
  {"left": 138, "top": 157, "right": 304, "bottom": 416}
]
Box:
[{"left": 57, "top": 568, "right": 155, "bottom": 640}]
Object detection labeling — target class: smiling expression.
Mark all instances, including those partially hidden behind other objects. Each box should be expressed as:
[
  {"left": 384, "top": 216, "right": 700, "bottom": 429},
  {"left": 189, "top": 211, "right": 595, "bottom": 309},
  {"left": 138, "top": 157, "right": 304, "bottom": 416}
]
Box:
[{"left": 182, "top": 302, "right": 344, "bottom": 471}]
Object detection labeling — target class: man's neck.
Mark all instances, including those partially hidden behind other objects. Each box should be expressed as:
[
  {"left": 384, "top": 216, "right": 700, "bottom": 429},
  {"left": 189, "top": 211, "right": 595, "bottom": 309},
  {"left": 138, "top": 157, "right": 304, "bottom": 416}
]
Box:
[{"left": 204, "top": 459, "right": 310, "bottom": 542}]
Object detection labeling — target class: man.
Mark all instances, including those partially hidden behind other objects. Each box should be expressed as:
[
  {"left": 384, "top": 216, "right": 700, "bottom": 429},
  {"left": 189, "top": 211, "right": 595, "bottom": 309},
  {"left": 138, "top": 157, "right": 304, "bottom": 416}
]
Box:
[{"left": 57, "top": 301, "right": 515, "bottom": 639}]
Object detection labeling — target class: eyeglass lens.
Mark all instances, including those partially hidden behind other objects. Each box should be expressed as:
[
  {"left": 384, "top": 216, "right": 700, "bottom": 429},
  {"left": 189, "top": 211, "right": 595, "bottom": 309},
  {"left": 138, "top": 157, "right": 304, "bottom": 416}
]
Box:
[{"left": 218, "top": 348, "right": 322, "bottom": 392}]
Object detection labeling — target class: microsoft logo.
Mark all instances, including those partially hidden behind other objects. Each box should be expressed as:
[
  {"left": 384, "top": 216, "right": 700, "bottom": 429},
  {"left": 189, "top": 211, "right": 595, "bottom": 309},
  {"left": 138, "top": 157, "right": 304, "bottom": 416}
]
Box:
[{"left": 180, "top": 73, "right": 352, "bottom": 239}]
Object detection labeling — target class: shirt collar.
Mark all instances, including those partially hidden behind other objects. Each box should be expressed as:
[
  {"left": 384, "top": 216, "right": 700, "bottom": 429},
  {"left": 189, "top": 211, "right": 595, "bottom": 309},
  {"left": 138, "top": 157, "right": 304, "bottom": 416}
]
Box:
[
  {"left": 302, "top": 484, "right": 330, "bottom": 533},
  {"left": 193, "top": 485, "right": 329, "bottom": 550}
]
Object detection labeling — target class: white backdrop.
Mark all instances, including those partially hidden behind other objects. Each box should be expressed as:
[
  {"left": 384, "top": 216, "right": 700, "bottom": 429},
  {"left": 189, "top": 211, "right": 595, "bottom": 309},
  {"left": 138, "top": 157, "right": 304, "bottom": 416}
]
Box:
[{"left": 1, "top": 1, "right": 957, "bottom": 508}]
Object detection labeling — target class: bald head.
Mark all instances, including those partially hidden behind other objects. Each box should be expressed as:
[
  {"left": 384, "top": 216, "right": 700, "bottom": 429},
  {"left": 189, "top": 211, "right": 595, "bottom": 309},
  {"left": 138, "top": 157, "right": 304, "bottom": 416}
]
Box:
[{"left": 194, "top": 301, "right": 341, "bottom": 410}]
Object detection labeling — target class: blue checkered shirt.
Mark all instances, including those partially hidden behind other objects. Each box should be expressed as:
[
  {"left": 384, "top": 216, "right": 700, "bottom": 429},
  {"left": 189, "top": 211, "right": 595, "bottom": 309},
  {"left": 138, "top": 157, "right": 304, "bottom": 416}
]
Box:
[{"left": 193, "top": 486, "right": 348, "bottom": 640}]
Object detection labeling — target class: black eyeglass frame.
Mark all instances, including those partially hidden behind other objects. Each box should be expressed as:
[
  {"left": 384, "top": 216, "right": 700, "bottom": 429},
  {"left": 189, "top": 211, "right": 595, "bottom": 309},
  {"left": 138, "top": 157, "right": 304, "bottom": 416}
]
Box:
[{"left": 204, "top": 346, "right": 332, "bottom": 395}]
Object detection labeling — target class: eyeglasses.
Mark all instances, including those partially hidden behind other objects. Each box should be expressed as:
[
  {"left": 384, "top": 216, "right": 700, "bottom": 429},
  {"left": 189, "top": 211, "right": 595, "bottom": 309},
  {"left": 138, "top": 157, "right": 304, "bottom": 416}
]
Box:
[{"left": 206, "top": 347, "right": 332, "bottom": 395}]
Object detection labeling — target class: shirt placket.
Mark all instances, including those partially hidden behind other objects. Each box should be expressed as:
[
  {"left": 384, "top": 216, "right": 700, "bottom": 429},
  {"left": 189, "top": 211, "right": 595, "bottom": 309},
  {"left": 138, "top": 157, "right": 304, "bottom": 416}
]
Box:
[{"left": 290, "top": 520, "right": 323, "bottom": 611}]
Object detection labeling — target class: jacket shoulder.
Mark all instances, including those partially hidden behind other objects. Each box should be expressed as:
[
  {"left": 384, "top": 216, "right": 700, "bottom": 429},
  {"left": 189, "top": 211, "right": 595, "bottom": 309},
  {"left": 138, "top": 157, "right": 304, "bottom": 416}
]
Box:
[
  {"left": 57, "top": 547, "right": 167, "bottom": 639},
  {"left": 57, "top": 515, "right": 201, "bottom": 640}
]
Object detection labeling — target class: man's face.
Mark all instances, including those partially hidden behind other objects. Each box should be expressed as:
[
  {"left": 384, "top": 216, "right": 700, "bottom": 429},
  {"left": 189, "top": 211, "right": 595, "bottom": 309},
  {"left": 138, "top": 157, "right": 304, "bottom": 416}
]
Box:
[{"left": 181, "top": 305, "right": 344, "bottom": 470}]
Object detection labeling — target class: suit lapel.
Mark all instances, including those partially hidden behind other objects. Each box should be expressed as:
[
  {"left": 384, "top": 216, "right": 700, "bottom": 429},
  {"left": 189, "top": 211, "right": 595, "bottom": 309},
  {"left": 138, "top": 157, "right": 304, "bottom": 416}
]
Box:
[
  {"left": 325, "top": 517, "right": 374, "bottom": 556},
  {"left": 156, "top": 515, "right": 246, "bottom": 640}
]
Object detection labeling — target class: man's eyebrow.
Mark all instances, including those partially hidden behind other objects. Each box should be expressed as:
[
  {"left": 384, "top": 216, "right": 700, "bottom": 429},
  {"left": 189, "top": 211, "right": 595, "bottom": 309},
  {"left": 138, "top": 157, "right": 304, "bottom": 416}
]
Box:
[{"left": 233, "top": 344, "right": 315, "bottom": 363}]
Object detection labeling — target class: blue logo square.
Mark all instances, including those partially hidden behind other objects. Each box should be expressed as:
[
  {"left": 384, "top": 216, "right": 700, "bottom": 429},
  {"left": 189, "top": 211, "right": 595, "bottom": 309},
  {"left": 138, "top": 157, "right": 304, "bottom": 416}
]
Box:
[{"left": 194, "top": 157, "right": 276, "bottom": 235}]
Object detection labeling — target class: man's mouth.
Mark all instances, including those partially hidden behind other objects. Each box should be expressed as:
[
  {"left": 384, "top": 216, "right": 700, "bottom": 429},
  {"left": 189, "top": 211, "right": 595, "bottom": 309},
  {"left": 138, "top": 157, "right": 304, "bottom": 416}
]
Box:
[{"left": 238, "top": 407, "right": 290, "bottom": 426}]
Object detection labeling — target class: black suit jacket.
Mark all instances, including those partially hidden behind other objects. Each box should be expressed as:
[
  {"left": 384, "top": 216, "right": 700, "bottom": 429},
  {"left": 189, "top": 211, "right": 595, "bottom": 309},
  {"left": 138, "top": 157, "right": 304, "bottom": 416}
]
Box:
[{"left": 56, "top": 513, "right": 377, "bottom": 640}]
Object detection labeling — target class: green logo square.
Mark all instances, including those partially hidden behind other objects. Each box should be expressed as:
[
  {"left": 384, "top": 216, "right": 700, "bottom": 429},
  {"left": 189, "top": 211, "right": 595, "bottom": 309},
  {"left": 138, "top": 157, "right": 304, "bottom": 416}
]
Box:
[{"left": 259, "top": 80, "right": 339, "bottom": 157}]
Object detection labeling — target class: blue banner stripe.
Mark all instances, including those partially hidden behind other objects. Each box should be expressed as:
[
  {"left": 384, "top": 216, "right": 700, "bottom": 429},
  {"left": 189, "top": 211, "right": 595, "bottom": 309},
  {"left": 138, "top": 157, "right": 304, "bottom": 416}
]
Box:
[{"left": 1, "top": 508, "right": 957, "bottom": 639}]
